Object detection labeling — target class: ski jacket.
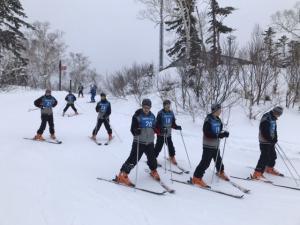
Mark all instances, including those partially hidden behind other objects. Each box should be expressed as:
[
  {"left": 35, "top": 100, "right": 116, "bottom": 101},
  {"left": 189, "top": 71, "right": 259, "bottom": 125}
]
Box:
[
  {"left": 202, "top": 113, "right": 223, "bottom": 149},
  {"left": 155, "top": 109, "right": 178, "bottom": 137},
  {"left": 65, "top": 94, "right": 76, "bottom": 104},
  {"left": 78, "top": 85, "right": 84, "bottom": 91},
  {"left": 90, "top": 86, "right": 96, "bottom": 95},
  {"left": 259, "top": 111, "right": 278, "bottom": 145},
  {"left": 34, "top": 95, "right": 57, "bottom": 115},
  {"left": 96, "top": 100, "right": 111, "bottom": 119},
  {"left": 131, "top": 109, "right": 156, "bottom": 145}
]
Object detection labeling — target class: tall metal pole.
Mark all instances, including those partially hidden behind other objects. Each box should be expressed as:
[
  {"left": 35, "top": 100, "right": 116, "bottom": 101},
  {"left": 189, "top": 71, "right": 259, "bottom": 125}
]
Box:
[
  {"left": 159, "top": 0, "right": 164, "bottom": 71},
  {"left": 59, "top": 60, "right": 62, "bottom": 91}
]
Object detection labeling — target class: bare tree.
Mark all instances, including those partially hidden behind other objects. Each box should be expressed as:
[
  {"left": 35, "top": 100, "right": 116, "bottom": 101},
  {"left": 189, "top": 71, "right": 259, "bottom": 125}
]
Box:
[
  {"left": 272, "top": 2, "right": 300, "bottom": 40},
  {"left": 68, "top": 52, "right": 90, "bottom": 91},
  {"left": 0, "top": 50, "right": 27, "bottom": 87},
  {"left": 104, "top": 63, "right": 154, "bottom": 103},
  {"left": 285, "top": 40, "right": 300, "bottom": 108},
  {"left": 136, "top": 0, "right": 176, "bottom": 24},
  {"left": 24, "top": 21, "right": 67, "bottom": 89}
]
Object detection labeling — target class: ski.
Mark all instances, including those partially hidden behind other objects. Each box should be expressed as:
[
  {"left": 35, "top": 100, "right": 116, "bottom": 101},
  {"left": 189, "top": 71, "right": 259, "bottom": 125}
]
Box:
[
  {"left": 96, "top": 177, "right": 167, "bottom": 195},
  {"left": 104, "top": 136, "right": 114, "bottom": 145},
  {"left": 67, "top": 113, "right": 82, "bottom": 117},
  {"left": 230, "top": 175, "right": 300, "bottom": 191},
  {"left": 171, "top": 178, "right": 244, "bottom": 199},
  {"left": 144, "top": 169, "right": 175, "bottom": 193},
  {"left": 230, "top": 175, "right": 272, "bottom": 183},
  {"left": 228, "top": 180, "right": 250, "bottom": 194},
  {"left": 164, "top": 158, "right": 190, "bottom": 174},
  {"left": 172, "top": 164, "right": 190, "bottom": 174},
  {"left": 23, "top": 137, "right": 62, "bottom": 144},
  {"left": 158, "top": 180, "right": 175, "bottom": 193},
  {"left": 157, "top": 163, "right": 184, "bottom": 175},
  {"left": 90, "top": 137, "right": 102, "bottom": 145}
]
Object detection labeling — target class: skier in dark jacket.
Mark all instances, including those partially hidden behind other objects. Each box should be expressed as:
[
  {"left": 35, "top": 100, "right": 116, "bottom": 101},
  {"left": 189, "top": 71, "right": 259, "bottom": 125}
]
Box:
[
  {"left": 192, "top": 103, "right": 230, "bottom": 187},
  {"left": 116, "top": 99, "right": 160, "bottom": 186},
  {"left": 33, "top": 89, "right": 58, "bottom": 140},
  {"left": 78, "top": 84, "right": 84, "bottom": 98},
  {"left": 252, "top": 106, "right": 284, "bottom": 179},
  {"left": 91, "top": 93, "right": 113, "bottom": 141},
  {"left": 90, "top": 85, "right": 97, "bottom": 102},
  {"left": 154, "top": 100, "right": 182, "bottom": 165},
  {"left": 62, "top": 91, "right": 78, "bottom": 116}
]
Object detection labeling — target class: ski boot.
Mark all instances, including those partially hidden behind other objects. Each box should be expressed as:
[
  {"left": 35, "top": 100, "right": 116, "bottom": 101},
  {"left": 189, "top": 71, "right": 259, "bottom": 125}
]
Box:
[
  {"left": 169, "top": 156, "right": 178, "bottom": 165},
  {"left": 217, "top": 171, "right": 230, "bottom": 181},
  {"left": 192, "top": 176, "right": 210, "bottom": 188},
  {"left": 34, "top": 133, "right": 45, "bottom": 141},
  {"left": 265, "top": 167, "right": 284, "bottom": 176},
  {"left": 116, "top": 172, "right": 134, "bottom": 186},
  {"left": 150, "top": 169, "right": 160, "bottom": 181}
]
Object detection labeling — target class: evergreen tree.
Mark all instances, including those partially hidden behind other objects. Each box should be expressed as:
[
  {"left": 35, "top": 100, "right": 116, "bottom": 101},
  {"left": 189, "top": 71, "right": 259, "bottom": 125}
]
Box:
[
  {"left": 0, "top": 0, "right": 33, "bottom": 62},
  {"left": 165, "top": 0, "right": 202, "bottom": 69},
  {"left": 206, "top": 0, "right": 235, "bottom": 67}
]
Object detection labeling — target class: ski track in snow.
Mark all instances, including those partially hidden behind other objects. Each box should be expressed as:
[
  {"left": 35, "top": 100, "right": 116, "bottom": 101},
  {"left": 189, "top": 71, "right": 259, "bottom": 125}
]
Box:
[{"left": 0, "top": 89, "right": 300, "bottom": 225}]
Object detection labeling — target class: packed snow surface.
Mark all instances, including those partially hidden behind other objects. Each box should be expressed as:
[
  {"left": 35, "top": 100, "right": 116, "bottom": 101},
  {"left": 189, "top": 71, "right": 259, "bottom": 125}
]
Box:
[{"left": 0, "top": 88, "right": 300, "bottom": 225}]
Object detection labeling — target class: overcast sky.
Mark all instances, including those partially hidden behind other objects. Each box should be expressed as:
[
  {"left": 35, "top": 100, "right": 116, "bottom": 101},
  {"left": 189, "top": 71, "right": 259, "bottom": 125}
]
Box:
[{"left": 22, "top": 0, "right": 298, "bottom": 74}]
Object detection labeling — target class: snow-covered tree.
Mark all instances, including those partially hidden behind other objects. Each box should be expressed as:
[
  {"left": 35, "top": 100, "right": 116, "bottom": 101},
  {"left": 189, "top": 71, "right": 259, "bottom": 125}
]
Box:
[{"left": 24, "top": 21, "right": 67, "bottom": 89}]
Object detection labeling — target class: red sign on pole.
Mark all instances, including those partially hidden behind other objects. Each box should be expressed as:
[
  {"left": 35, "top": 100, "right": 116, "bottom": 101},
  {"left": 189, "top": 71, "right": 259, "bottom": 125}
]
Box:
[{"left": 61, "top": 65, "right": 67, "bottom": 71}]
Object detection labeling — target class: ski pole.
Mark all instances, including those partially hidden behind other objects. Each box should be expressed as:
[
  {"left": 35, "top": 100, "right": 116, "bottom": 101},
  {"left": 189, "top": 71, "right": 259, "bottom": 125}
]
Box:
[
  {"left": 180, "top": 130, "right": 192, "bottom": 169},
  {"left": 275, "top": 146, "right": 299, "bottom": 186},
  {"left": 276, "top": 144, "right": 300, "bottom": 180},
  {"left": 216, "top": 137, "right": 228, "bottom": 182},
  {"left": 135, "top": 136, "right": 140, "bottom": 190},
  {"left": 106, "top": 119, "right": 122, "bottom": 142},
  {"left": 211, "top": 141, "right": 221, "bottom": 184},
  {"left": 28, "top": 108, "right": 39, "bottom": 112},
  {"left": 164, "top": 134, "right": 173, "bottom": 181},
  {"left": 163, "top": 133, "right": 167, "bottom": 173}
]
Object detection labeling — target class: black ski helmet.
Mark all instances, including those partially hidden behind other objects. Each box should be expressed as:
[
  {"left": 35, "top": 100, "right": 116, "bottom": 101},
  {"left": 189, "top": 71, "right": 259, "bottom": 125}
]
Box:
[
  {"left": 211, "top": 103, "right": 221, "bottom": 113},
  {"left": 45, "top": 89, "right": 51, "bottom": 95},
  {"left": 142, "top": 98, "right": 152, "bottom": 107},
  {"left": 163, "top": 99, "right": 171, "bottom": 106},
  {"left": 272, "top": 106, "right": 283, "bottom": 116}
]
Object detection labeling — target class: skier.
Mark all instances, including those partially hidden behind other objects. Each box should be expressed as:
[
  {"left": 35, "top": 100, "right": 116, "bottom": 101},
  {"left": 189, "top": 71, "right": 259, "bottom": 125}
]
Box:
[
  {"left": 116, "top": 99, "right": 160, "bottom": 186},
  {"left": 90, "top": 84, "right": 97, "bottom": 102},
  {"left": 78, "top": 84, "right": 84, "bottom": 98},
  {"left": 192, "top": 103, "right": 230, "bottom": 187},
  {"left": 251, "top": 106, "right": 284, "bottom": 179},
  {"left": 91, "top": 93, "right": 113, "bottom": 141},
  {"left": 154, "top": 100, "right": 182, "bottom": 165},
  {"left": 62, "top": 91, "right": 78, "bottom": 116},
  {"left": 33, "top": 89, "right": 58, "bottom": 140}
]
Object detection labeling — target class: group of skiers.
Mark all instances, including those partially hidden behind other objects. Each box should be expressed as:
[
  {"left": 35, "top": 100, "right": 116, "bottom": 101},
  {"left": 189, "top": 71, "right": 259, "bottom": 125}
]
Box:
[{"left": 31, "top": 89, "right": 284, "bottom": 188}]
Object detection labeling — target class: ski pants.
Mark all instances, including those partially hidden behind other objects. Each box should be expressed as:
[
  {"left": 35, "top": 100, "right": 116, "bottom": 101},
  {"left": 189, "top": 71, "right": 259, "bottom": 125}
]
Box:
[
  {"left": 91, "top": 93, "right": 96, "bottom": 102},
  {"left": 63, "top": 103, "right": 77, "bottom": 113},
  {"left": 37, "top": 114, "right": 55, "bottom": 135},
  {"left": 92, "top": 118, "right": 112, "bottom": 135},
  {"left": 154, "top": 135, "right": 176, "bottom": 158},
  {"left": 121, "top": 142, "right": 158, "bottom": 174},
  {"left": 255, "top": 144, "right": 277, "bottom": 173},
  {"left": 78, "top": 91, "right": 83, "bottom": 97},
  {"left": 193, "top": 147, "right": 224, "bottom": 178}
]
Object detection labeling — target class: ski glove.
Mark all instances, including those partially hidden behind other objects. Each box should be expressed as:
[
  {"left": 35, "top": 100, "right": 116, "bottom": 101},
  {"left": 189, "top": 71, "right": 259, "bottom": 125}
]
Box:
[
  {"left": 175, "top": 125, "right": 182, "bottom": 130},
  {"left": 219, "top": 131, "right": 229, "bottom": 138},
  {"left": 162, "top": 127, "right": 168, "bottom": 135},
  {"left": 134, "top": 128, "right": 141, "bottom": 136}
]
